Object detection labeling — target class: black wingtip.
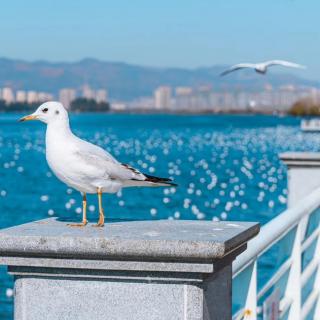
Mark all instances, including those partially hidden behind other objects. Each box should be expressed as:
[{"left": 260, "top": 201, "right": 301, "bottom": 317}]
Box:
[{"left": 144, "top": 174, "right": 177, "bottom": 187}]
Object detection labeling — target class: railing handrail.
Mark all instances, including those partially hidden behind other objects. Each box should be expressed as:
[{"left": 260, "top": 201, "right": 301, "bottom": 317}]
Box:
[{"left": 233, "top": 186, "right": 320, "bottom": 275}]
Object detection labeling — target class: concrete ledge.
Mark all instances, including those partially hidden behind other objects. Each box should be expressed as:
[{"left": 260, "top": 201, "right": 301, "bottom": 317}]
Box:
[
  {"left": 0, "top": 218, "right": 259, "bottom": 320},
  {"left": 0, "top": 218, "right": 259, "bottom": 261},
  {"left": 280, "top": 152, "right": 320, "bottom": 167}
]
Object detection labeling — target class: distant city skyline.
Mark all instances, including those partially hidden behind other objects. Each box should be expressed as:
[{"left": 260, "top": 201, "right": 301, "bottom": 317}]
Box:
[
  {"left": 0, "top": 1, "right": 319, "bottom": 79},
  {"left": 0, "top": 85, "right": 108, "bottom": 109},
  {"left": 2, "top": 81, "right": 319, "bottom": 113}
]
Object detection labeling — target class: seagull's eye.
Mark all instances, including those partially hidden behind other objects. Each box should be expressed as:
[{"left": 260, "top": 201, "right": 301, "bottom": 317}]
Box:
[{"left": 42, "top": 108, "right": 48, "bottom": 113}]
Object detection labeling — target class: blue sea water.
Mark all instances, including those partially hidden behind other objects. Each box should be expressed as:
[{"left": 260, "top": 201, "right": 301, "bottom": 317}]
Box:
[{"left": 0, "top": 113, "right": 319, "bottom": 318}]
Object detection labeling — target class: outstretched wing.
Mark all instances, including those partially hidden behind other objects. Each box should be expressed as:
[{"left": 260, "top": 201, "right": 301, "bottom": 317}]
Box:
[
  {"left": 220, "top": 63, "right": 256, "bottom": 76},
  {"left": 264, "top": 60, "right": 306, "bottom": 69}
]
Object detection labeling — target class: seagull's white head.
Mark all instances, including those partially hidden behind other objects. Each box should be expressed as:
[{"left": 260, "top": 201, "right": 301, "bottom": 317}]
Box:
[{"left": 19, "top": 101, "right": 69, "bottom": 125}]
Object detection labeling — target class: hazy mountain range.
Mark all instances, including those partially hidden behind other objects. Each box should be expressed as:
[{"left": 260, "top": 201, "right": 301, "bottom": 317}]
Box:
[{"left": 0, "top": 57, "right": 318, "bottom": 101}]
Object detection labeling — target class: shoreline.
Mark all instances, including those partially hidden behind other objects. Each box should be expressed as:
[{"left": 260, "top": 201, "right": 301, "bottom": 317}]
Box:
[{"left": 0, "top": 110, "right": 290, "bottom": 116}]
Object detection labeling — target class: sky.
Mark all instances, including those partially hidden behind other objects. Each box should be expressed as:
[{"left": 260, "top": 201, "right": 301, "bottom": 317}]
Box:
[{"left": 1, "top": 0, "right": 320, "bottom": 79}]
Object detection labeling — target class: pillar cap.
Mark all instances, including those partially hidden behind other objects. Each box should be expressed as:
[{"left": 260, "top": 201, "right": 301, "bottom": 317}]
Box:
[
  {"left": 280, "top": 152, "right": 320, "bottom": 167},
  {"left": 0, "top": 218, "right": 259, "bottom": 262}
]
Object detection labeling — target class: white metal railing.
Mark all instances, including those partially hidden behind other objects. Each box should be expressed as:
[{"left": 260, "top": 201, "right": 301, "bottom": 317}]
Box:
[{"left": 232, "top": 187, "right": 320, "bottom": 320}]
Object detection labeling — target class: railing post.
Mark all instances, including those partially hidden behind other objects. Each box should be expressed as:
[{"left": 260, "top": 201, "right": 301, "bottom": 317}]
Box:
[
  {"left": 0, "top": 218, "right": 259, "bottom": 320},
  {"left": 244, "top": 261, "right": 257, "bottom": 320},
  {"left": 284, "top": 222, "right": 302, "bottom": 320},
  {"left": 232, "top": 261, "right": 257, "bottom": 320},
  {"left": 313, "top": 233, "right": 320, "bottom": 319}
]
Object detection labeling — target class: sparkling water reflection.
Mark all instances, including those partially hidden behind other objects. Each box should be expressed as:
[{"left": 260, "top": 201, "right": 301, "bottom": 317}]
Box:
[{"left": 0, "top": 113, "right": 318, "bottom": 318}]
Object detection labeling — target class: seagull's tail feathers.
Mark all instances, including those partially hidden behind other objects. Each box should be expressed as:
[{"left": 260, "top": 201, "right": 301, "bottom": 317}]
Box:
[
  {"left": 125, "top": 174, "right": 177, "bottom": 188},
  {"left": 120, "top": 163, "right": 177, "bottom": 187},
  {"left": 143, "top": 174, "right": 177, "bottom": 187}
]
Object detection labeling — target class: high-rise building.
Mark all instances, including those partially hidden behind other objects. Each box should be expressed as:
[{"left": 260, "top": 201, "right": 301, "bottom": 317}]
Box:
[
  {"left": 194, "top": 86, "right": 212, "bottom": 110},
  {"left": 175, "top": 87, "right": 193, "bottom": 110},
  {"left": 27, "top": 91, "right": 38, "bottom": 104},
  {"left": 2, "top": 87, "right": 15, "bottom": 104},
  {"left": 16, "top": 90, "right": 27, "bottom": 103},
  {"left": 175, "top": 87, "right": 193, "bottom": 96},
  {"left": 59, "top": 88, "right": 76, "bottom": 109},
  {"left": 82, "top": 84, "right": 95, "bottom": 100},
  {"left": 95, "top": 89, "right": 108, "bottom": 103},
  {"left": 154, "top": 86, "right": 172, "bottom": 109}
]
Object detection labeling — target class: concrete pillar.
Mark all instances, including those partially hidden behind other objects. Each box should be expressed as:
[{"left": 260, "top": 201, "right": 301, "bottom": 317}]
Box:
[
  {"left": 280, "top": 152, "right": 320, "bottom": 207},
  {"left": 0, "top": 218, "right": 259, "bottom": 320},
  {"left": 280, "top": 153, "right": 320, "bottom": 320}
]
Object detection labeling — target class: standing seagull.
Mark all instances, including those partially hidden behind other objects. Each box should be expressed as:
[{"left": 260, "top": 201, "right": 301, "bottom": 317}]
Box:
[
  {"left": 19, "top": 101, "right": 177, "bottom": 227},
  {"left": 220, "top": 60, "right": 306, "bottom": 76}
]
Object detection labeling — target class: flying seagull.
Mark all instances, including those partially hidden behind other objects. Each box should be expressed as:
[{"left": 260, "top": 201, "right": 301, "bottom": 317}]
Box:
[
  {"left": 19, "top": 101, "right": 177, "bottom": 227},
  {"left": 220, "top": 60, "right": 306, "bottom": 76}
]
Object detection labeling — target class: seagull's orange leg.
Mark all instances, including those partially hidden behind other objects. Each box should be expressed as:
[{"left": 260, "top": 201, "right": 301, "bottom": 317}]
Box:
[
  {"left": 93, "top": 188, "right": 105, "bottom": 227},
  {"left": 68, "top": 193, "right": 88, "bottom": 227}
]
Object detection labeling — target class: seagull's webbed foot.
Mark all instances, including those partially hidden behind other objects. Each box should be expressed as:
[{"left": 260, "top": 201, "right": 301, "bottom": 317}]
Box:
[
  {"left": 68, "top": 220, "right": 88, "bottom": 228},
  {"left": 93, "top": 223, "right": 104, "bottom": 228},
  {"left": 93, "top": 210, "right": 105, "bottom": 227}
]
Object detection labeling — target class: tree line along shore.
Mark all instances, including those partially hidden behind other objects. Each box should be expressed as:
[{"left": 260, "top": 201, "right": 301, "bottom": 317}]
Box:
[{"left": 0, "top": 98, "right": 110, "bottom": 112}]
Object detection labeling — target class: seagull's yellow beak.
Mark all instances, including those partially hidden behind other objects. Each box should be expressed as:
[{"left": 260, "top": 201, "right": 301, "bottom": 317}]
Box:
[{"left": 19, "top": 114, "right": 38, "bottom": 122}]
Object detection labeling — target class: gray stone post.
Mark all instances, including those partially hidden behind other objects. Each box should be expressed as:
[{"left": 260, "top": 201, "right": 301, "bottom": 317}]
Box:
[
  {"left": 0, "top": 218, "right": 259, "bottom": 320},
  {"left": 280, "top": 152, "right": 320, "bottom": 207}
]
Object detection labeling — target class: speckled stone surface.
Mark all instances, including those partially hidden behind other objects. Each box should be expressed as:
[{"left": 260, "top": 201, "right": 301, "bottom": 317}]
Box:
[
  {"left": 0, "top": 218, "right": 259, "bottom": 320},
  {"left": 0, "top": 218, "right": 259, "bottom": 261}
]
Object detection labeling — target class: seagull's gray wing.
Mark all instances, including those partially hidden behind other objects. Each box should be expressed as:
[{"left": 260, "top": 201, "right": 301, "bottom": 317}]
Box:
[
  {"left": 73, "top": 139, "right": 147, "bottom": 181},
  {"left": 71, "top": 138, "right": 176, "bottom": 186},
  {"left": 73, "top": 149, "right": 175, "bottom": 187},
  {"left": 220, "top": 63, "right": 256, "bottom": 76},
  {"left": 74, "top": 136, "right": 118, "bottom": 164},
  {"left": 264, "top": 60, "right": 306, "bottom": 69}
]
